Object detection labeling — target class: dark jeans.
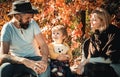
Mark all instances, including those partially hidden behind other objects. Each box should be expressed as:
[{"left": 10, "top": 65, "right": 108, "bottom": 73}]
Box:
[
  {"left": 0, "top": 56, "right": 50, "bottom": 77},
  {"left": 82, "top": 63, "right": 118, "bottom": 77}
]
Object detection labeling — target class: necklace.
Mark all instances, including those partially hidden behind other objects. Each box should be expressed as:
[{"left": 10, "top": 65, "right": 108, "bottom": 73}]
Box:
[
  {"left": 11, "top": 22, "right": 23, "bottom": 34},
  {"left": 20, "top": 28, "right": 23, "bottom": 34}
]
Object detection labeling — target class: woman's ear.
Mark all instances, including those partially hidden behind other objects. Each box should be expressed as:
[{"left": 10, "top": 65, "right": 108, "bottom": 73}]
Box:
[{"left": 111, "top": 14, "right": 116, "bottom": 22}]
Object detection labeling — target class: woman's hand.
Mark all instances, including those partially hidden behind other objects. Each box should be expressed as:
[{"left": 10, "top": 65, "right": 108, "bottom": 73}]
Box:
[
  {"left": 75, "top": 57, "right": 90, "bottom": 75},
  {"left": 75, "top": 63, "right": 84, "bottom": 75},
  {"left": 21, "top": 58, "right": 48, "bottom": 74}
]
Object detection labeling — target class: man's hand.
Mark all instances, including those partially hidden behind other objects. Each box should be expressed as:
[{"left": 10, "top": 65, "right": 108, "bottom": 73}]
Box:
[
  {"left": 22, "top": 58, "right": 48, "bottom": 74},
  {"left": 34, "top": 60, "right": 48, "bottom": 74}
]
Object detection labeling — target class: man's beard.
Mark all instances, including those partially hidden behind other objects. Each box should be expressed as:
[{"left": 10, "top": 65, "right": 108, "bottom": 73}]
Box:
[{"left": 19, "top": 20, "right": 29, "bottom": 29}]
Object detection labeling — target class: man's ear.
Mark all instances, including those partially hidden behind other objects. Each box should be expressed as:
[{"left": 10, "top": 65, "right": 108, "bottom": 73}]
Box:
[{"left": 14, "top": 14, "right": 21, "bottom": 20}]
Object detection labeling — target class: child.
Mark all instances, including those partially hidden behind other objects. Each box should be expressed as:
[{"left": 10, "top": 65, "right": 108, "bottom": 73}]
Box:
[{"left": 48, "top": 25, "right": 73, "bottom": 77}]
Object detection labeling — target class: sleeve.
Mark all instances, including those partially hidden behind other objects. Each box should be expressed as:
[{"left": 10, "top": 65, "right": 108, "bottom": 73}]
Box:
[
  {"left": 48, "top": 43, "right": 59, "bottom": 59},
  {"left": 31, "top": 19, "right": 41, "bottom": 35},
  {"left": 1, "top": 23, "right": 11, "bottom": 42},
  {"left": 65, "top": 43, "right": 73, "bottom": 61},
  {"left": 109, "top": 31, "right": 120, "bottom": 63},
  {"left": 82, "top": 39, "right": 90, "bottom": 58},
  {"left": 81, "top": 50, "right": 86, "bottom": 62}
]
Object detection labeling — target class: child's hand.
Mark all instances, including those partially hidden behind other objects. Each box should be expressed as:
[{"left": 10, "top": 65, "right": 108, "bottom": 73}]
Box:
[{"left": 57, "top": 54, "right": 69, "bottom": 61}]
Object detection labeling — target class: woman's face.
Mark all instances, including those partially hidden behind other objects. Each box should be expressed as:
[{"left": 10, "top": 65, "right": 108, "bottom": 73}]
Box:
[{"left": 90, "top": 13, "right": 102, "bottom": 32}]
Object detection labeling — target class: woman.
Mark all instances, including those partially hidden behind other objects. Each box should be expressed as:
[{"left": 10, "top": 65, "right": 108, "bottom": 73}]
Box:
[{"left": 75, "top": 8, "right": 120, "bottom": 77}]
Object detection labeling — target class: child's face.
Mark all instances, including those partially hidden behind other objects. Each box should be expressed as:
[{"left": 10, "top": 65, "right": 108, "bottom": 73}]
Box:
[{"left": 52, "top": 30, "right": 65, "bottom": 43}]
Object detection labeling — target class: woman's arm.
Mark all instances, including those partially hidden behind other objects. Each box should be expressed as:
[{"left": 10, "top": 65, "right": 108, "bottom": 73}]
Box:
[{"left": 75, "top": 50, "right": 90, "bottom": 75}]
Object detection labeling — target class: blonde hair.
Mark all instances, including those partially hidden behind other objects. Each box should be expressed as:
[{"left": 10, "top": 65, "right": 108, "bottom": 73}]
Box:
[
  {"left": 91, "top": 7, "right": 110, "bottom": 32},
  {"left": 52, "top": 25, "right": 68, "bottom": 37},
  {"left": 52, "top": 25, "right": 68, "bottom": 42}
]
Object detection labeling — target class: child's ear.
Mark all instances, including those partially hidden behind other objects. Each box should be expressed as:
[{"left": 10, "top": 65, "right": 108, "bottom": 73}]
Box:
[
  {"left": 63, "top": 35, "right": 66, "bottom": 39},
  {"left": 63, "top": 35, "right": 68, "bottom": 42}
]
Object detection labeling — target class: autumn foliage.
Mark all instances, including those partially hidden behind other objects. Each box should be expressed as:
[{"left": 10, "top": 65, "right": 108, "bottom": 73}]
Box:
[{"left": 0, "top": 0, "right": 109, "bottom": 61}]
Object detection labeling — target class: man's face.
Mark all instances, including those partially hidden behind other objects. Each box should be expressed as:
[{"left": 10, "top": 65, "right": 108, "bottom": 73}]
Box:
[{"left": 19, "top": 14, "right": 33, "bottom": 29}]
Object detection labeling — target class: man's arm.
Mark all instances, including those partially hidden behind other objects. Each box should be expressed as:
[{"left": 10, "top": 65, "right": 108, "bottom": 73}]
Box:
[
  {"left": 0, "top": 41, "right": 25, "bottom": 64},
  {"left": 35, "top": 33, "right": 49, "bottom": 63},
  {"left": 0, "top": 41, "right": 40, "bottom": 73}
]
